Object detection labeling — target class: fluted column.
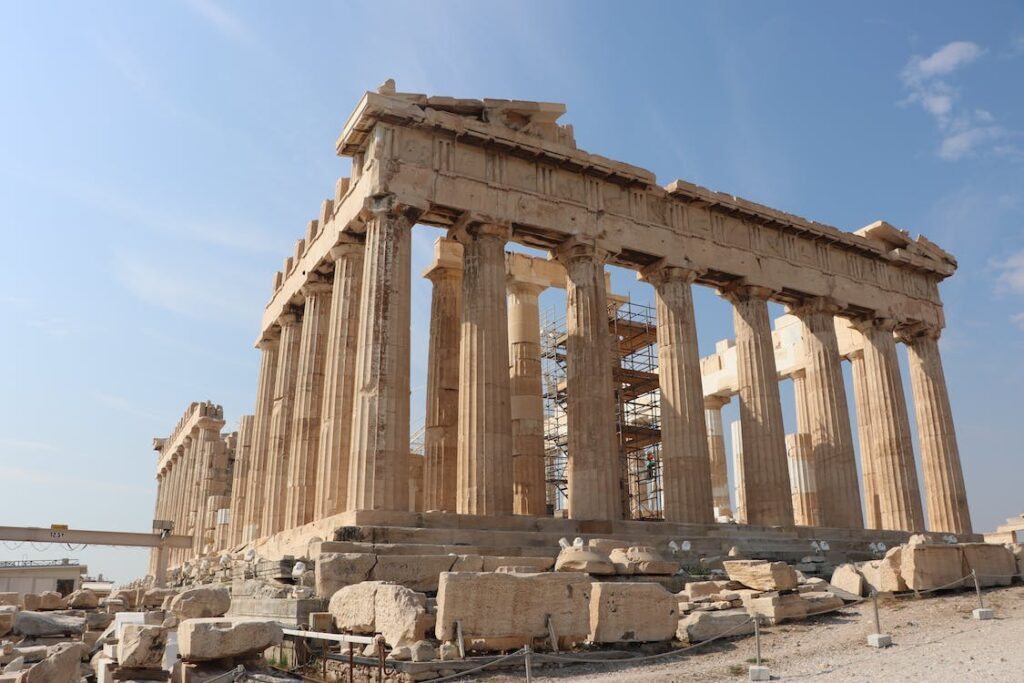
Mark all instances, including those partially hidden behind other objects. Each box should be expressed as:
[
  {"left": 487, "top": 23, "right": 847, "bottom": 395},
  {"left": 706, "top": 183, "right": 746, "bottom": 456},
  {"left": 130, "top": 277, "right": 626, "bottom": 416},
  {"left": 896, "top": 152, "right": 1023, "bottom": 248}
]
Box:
[
  {"left": 422, "top": 238, "right": 463, "bottom": 513},
  {"left": 643, "top": 264, "right": 713, "bottom": 524},
  {"left": 347, "top": 207, "right": 412, "bottom": 512},
  {"left": 314, "top": 241, "right": 365, "bottom": 518},
  {"left": 192, "top": 418, "right": 224, "bottom": 555},
  {"left": 849, "top": 349, "right": 881, "bottom": 529},
  {"left": 855, "top": 318, "right": 924, "bottom": 532},
  {"left": 791, "top": 298, "right": 863, "bottom": 529},
  {"left": 181, "top": 432, "right": 201, "bottom": 558},
  {"left": 227, "top": 415, "right": 254, "bottom": 547},
  {"left": 241, "top": 331, "right": 279, "bottom": 542},
  {"left": 558, "top": 241, "right": 621, "bottom": 521},
  {"left": 508, "top": 280, "right": 547, "bottom": 516},
  {"left": 704, "top": 396, "right": 732, "bottom": 518},
  {"left": 730, "top": 420, "right": 746, "bottom": 524},
  {"left": 721, "top": 285, "right": 794, "bottom": 526},
  {"left": 901, "top": 326, "right": 972, "bottom": 533},
  {"left": 285, "top": 281, "right": 333, "bottom": 529},
  {"left": 456, "top": 223, "right": 514, "bottom": 515},
  {"left": 785, "top": 432, "right": 819, "bottom": 526},
  {"left": 262, "top": 312, "right": 303, "bottom": 536}
]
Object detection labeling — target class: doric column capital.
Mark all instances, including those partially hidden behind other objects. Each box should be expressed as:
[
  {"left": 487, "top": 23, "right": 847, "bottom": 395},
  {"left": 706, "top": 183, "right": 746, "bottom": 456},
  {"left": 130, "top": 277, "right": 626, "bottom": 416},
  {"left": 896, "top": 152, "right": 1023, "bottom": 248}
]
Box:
[
  {"left": 895, "top": 321, "right": 942, "bottom": 344},
  {"left": 788, "top": 295, "right": 844, "bottom": 319},
  {"left": 277, "top": 309, "right": 301, "bottom": 327},
  {"left": 703, "top": 394, "right": 731, "bottom": 410},
  {"left": 299, "top": 279, "right": 333, "bottom": 298},
  {"left": 506, "top": 279, "right": 545, "bottom": 298},
  {"left": 328, "top": 236, "right": 364, "bottom": 263},
  {"left": 423, "top": 237, "right": 465, "bottom": 281},
  {"left": 717, "top": 281, "right": 777, "bottom": 305},
  {"left": 851, "top": 316, "right": 898, "bottom": 335},
  {"left": 451, "top": 220, "right": 511, "bottom": 245},
  {"left": 638, "top": 259, "right": 701, "bottom": 287},
  {"left": 551, "top": 237, "right": 616, "bottom": 266},
  {"left": 257, "top": 327, "right": 280, "bottom": 349}
]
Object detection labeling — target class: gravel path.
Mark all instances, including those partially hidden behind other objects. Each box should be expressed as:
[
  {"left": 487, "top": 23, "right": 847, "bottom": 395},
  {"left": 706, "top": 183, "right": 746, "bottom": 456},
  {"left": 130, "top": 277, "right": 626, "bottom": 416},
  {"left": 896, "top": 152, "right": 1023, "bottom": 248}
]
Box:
[{"left": 483, "top": 585, "right": 1024, "bottom": 682}]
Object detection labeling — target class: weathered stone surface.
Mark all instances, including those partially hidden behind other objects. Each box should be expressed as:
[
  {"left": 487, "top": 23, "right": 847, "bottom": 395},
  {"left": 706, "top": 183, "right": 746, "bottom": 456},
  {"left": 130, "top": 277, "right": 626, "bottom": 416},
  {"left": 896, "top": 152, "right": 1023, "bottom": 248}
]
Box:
[
  {"left": 410, "top": 640, "right": 437, "bottom": 662},
  {"left": 36, "top": 592, "right": 65, "bottom": 611},
  {"left": 684, "top": 580, "right": 732, "bottom": 599},
  {"left": 23, "top": 642, "right": 86, "bottom": 683},
  {"left": 1010, "top": 544, "right": 1024, "bottom": 579},
  {"left": 961, "top": 543, "right": 1016, "bottom": 587},
  {"left": 480, "top": 556, "right": 554, "bottom": 572},
  {"left": 800, "top": 591, "right": 844, "bottom": 614},
  {"left": 608, "top": 547, "right": 678, "bottom": 576},
  {"left": 2, "top": 655, "right": 23, "bottom": 673},
  {"left": 676, "top": 608, "right": 754, "bottom": 643},
  {"left": 858, "top": 547, "right": 906, "bottom": 593},
  {"left": 900, "top": 544, "right": 965, "bottom": 591},
  {"left": 450, "top": 555, "right": 484, "bottom": 572},
  {"left": 85, "top": 611, "right": 113, "bottom": 631},
  {"left": 65, "top": 589, "right": 98, "bottom": 609},
  {"left": 723, "top": 560, "right": 798, "bottom": 592},
  {"left": 0, "top": 609, "right": 13, "bottom": 638},
  {"left": 830, "top": 564, "right": 865, "bottom": 597},
  {"left": 436, "top": 572, "right": 591, "bottom": 651},
  {"left": 178, "top": 617, "right": 282, "bottom": 662},
  {"left": 118, "top": 624, "right": 166, "bottom": 669},
  {"left": 370, "top": 555, "right": 456, "bottom": 592},
  {"left": 328, "top": 581, "right": 431, "bottom": 648},
  {"left": 13, "top": 611, "right": 85, "bottom": 637},
  {"left": 170, "top": 586, "right": 231, "bottom": 619},
  {"left": 554, "top": 547, "right": 614, "bottom": 574},
  {"left": 109, "top": 589, "right": 136, "bottom": 609},
  {"left": 588, "top": 582, "right": 677, "bottom": 643},
  {"left": 0, "top": 595, "right": 17, "bottom": 608},
  {"left": 315, "top": 553, "right": 376, "bottom": 597},
  {"left": 21, "top": 594, "right": 39, "bottom": 612},
  {"left": 746, "top": 593, "right": 808, "bottom": 624},
  {"left": 141, "top": 588, "right": 178, "bottom": 609}
]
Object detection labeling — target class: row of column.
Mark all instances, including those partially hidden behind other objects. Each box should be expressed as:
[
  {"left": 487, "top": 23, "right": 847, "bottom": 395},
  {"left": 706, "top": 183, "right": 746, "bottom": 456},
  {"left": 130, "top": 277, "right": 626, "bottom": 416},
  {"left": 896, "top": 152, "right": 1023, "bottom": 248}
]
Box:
[{"left": 228, "top": 202, "right": 970, "bottom": 541}]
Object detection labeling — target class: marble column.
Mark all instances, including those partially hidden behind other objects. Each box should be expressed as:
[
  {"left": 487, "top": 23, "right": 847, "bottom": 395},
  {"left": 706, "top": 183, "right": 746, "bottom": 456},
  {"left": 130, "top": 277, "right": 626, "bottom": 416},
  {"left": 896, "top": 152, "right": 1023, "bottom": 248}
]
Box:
[
  {"left": 457, "top": 223, "right": 514, "bottom": 515},
  {"left": 791, "top": 299, "right": 863, "bottom": 529},
  {"left": 285, "top": 281, "right": 333, "bottom": 529},
  {"left": 721, "top": 285, "right": 794, "bottom": 526},
  {"left": 559, "top": 241, "right": 621, "bottom": 521},
  {"left": 901, "top": 326, "right": 972, "bottom": 534},
  {"left": 785, "top": 432, "right": 819, "bottom": 526},
  {"left": 241, "top": 331, "right": 279, "bottom": 542},
  {"left": 347, "top": 207, "right": 412, "bottom": 512},
  {"left": 704, "top": 396, "right": 732, "bottom": 518},
  {"left": 314, "top": 241, "right": 365, "bottom": 519},
  {"left": 508, "top": 280, "right": 547, "bottom": 516},
  {"left": 644, "top": 264, "right": 714, "bottom": 524},
  {"left": 849, "top": 349, "right": 881, "bottom": 529},
  {"left": 422, "top": 238, "right": 463, "bottom": 513},
  {"left": 180, "top": 432, "right": 200, "bottom": 558},
  {"left": 227, "top": 415, "right": 254, "bottom": 547},
  {"left": 855, "top": 318, "right": 924, "bottom": 532},
  {"left": 192, "top": 421, "right": 222, "bottom": 555},
  {"left": 730, "top": 420, "right": 746, "bottom": 524},
  {"left": 261, "top": 311, "right": 303, "bottom": 536}
]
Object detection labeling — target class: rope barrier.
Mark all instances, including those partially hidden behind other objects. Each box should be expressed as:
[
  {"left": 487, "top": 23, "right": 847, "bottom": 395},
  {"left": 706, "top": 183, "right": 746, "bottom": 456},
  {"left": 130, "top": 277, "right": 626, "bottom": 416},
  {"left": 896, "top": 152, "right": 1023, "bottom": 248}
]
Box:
[{"left": 424, "top": 648, "right": 529, "bottom": 682}]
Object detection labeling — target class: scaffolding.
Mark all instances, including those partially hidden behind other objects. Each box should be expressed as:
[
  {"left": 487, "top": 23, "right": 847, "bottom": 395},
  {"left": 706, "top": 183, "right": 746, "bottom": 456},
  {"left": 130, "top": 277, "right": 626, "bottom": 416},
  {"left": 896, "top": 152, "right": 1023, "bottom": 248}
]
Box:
[{"left": 541, "top": 298, "right": 664, "bottom": 520}]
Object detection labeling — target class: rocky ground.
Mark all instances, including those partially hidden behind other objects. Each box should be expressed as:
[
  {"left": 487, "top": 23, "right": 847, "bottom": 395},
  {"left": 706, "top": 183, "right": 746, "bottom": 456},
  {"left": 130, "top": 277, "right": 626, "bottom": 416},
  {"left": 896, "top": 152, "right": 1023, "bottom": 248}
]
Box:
[{"left": 502, "top": 585, "right": 1024, "bottom": 682}]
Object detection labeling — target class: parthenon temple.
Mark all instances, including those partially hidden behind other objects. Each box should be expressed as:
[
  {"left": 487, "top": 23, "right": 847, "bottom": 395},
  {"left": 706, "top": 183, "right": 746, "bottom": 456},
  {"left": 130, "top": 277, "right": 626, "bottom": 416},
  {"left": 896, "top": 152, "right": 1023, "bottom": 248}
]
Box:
[{"left": 150, "top": 82, "right": 973, "bottom": 573}]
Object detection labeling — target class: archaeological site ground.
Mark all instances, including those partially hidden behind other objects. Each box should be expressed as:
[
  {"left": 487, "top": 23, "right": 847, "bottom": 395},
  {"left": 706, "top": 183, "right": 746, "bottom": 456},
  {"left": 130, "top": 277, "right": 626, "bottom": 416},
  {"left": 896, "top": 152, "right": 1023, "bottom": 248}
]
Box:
[{"left": 3, "top": 82, "right": 1023, "bottom": 682}]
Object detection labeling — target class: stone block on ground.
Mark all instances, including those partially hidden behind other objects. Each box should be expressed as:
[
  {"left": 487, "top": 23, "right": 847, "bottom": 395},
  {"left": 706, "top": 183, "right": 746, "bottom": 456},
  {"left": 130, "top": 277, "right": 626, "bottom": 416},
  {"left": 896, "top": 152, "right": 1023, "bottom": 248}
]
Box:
[
  {"left": 900, "top": 544, "right": 964, "bottom": 591},
  {"left": 829, "top": 564, "right": 865, "bottom": 597},
  {"left": 21, "top": 594, "right": 40, "bottom": 612},
  {"left": 13, "top": 612, "right": 85, "bottom": 637},
  {"left": 745, "top": 593, "right": 808, "bottom": 624},
  {"left": 109, "top": 590, "right": 136, "bottom": 610},
  {"left": 554, "top": 546, "right": 615, "bottom": 574},
  {"left": 858, "top": 547, "right": 907, "bottom": 594},
  {"left": 588, "top": 583, "right": 677, "bottom": 643},
  {"left": 435, "top": 572, "right": 591, "bottom": 651},
  {"left": 800, "top": 591, "right": 844, "bottom": 614},
  {"left": 65, "top": 589, "right": 98, "bottom": 610},
  {"left": 684, "top": 580, "right": 732, "bottom": 600},
  {"left": 315, "top": 553, "right": 376, "bottom": 598},
  {"left": 960, "top": 543, "right": 1016, "bottom": 587},
  {"left": 1010, "top": 544, "right": 1024, "bottom": 579},
  {"left": 608, "top": 547, "right": 678, "bottom": 575},
  {"left": 0, "top": 595, "right": 18, "bottom": 609},
  {"left": 370, "top": 555, "right": 456, "bottom": 592},
  {"left": 169, "top": 586, "right": 231, "bottom": 619},
  {"left": 36, "top": 592, "right": 65, "bottom": 611},
  {"left": 178, "top": 617, "right": 282, "bottom": 662},
  {"left": 723, "top": 560, "right": 798, "bottom": 592},
  {"left": 118, "top": 624, "right": 166, "bottom": 669},
  {"left": 480, "top": 556, "right": 554, "bottom": 572},
  {"left": 0, "top": 609, "right": 13, "bottom": 638},
  {"left": 328, "top": 581, "right": 431, "bottom": 648},
  {"left": 22, "top": 642, "right": 85, "bottom": 683},
  {"left": 141, "top": 588, "right": 178, "bottom": 609},
  {"left": 676, "top": 608, "right": 754, "bottom": 643}
]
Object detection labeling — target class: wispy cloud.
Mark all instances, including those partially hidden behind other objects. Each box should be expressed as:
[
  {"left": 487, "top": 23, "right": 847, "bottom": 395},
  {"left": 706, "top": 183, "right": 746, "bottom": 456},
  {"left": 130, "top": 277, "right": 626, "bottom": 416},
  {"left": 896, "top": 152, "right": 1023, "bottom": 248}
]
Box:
[
  {"left": 994, "top": 250, "right": 1024, "bottom": 294},
  {"left": 0, "top": 438, "right": 59, "bottom": 452},
  {"left": 900, "top": 41, "right": 1012, "bottom": 160},
  {"left": 181, "top": 0, "right": 258, "bottom": 46}
]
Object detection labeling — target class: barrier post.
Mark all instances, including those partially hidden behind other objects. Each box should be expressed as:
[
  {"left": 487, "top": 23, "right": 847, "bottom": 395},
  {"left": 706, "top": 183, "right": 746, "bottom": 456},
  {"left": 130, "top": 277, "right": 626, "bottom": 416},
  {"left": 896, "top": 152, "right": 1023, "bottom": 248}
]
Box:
[
  {"left": 749, "top": 616, "right": 770, "bottom": 681},
  {"left": 524, "top": 643, "right": 534, "bottom": 682},
  {"left": 971, "top": 569, "right": 994, "bottom": 620},
  {"left": 866, "top": 590, "right": 893, "bottom": 648}
]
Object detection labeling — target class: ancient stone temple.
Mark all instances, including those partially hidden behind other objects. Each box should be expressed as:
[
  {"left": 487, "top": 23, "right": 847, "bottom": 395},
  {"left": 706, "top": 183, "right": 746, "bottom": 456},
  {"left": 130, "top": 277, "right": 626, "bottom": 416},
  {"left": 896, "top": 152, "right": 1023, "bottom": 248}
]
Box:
[{"left": 151, "top": 83, "right": 974, "bottom": 573}]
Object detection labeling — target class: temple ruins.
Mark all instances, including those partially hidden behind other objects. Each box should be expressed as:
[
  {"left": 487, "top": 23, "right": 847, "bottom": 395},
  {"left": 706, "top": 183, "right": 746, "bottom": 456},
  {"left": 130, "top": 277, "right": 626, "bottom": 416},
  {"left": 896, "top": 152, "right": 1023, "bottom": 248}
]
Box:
[{"left": 149, "top": 81, "right": 974, "bottom": 579}]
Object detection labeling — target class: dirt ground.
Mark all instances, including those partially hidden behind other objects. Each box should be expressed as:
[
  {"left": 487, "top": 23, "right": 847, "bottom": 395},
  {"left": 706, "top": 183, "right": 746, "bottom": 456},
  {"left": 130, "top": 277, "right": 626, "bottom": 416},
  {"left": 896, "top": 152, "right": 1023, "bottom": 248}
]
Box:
[{"left": 484, "top": 585, "right": 1024, "bottom": 682}]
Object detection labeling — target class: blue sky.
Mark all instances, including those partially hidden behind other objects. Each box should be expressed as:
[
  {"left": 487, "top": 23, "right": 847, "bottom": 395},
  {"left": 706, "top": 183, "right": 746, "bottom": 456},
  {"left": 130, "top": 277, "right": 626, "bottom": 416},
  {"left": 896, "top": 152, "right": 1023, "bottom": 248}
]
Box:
[{"left": 1, "top": 2, "right": 1021, "bottom": 582}]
